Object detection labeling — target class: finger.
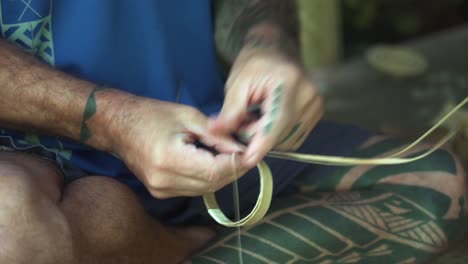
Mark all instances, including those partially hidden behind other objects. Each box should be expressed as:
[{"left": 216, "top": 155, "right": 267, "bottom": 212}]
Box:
[
  {"left": 241, "top": 84, "right": 290, "bottom": 167},
  {"left": 197, "top": 131, "right": 246, "bottom": 154},
  {"left": 209, "top": 80, "right": 251, "bottom": 134},
  {"left": 276, "top": 120, "right": 303, "bottom": 150},
  {"left": 290, "top": 97, "right": 323, "bottom": 149},
  {"left": 277, "top": 81, "right": 323, "bottom": 150},
  {"left": 149, "top": 164, "right": 248, "bottom": 199},
  {"left": 236, "top": 121, "right": 260, "bottom": 144},
  {"left": 182, "top": 109, "right": 245, "bottom": 153},
  {"left": 175, "top": 110, "right": 249, "bottom": 181},
  {"left": 145, "top": 163, "right": 249, "bottom": 199},
  {"left": 169, "top": 140, "right": 244, "bottom": 186},
  {"left": 210, "top": 158, "right": 251, "bottom": 192}
]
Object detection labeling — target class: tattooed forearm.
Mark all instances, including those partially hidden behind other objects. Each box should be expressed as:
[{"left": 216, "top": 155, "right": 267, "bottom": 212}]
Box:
[
  {"left": 213, "top": 0, "right": 300, "bottom": 68},
  {"left": 80, "top": 86, "right": 107, "bottom": 142}
]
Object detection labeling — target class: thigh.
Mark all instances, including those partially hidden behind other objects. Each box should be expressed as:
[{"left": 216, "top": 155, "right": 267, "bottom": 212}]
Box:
[
  {"left": 294, "top": 136, "right": 467, "bottom": 219},
  {"left": 0, "top": 150, "right": 64, "bottom": 202}
]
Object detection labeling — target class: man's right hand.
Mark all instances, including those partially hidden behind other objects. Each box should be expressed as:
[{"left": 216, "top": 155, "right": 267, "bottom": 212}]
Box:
[
  {"left": 108, "top": 96, "right": 245, "bottom": 199},
  {"left": 0, "top": 40, "right": 246, "bottom": 199}
]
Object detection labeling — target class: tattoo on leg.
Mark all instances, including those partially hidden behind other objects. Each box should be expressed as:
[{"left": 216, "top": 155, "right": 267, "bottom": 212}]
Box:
[
  {"left": 193, "top": 189, "right": 461, "bottom": 264},
  {"left": 278, "top": 123, "right": 301, "bottom": 145},
  {"left": 264, "top": 84, "right": 283, "bottom": 135},
  {"left": 80, "top": 86, "right": 107, "bottom": 142}
]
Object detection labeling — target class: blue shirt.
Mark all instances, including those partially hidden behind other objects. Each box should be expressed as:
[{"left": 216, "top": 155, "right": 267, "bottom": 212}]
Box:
[
  {"left": 0, "top": 0, "right": 374, "bottom": 225},
  {"left": 0, "top": 0, "right": 225, "bottom": 180}
]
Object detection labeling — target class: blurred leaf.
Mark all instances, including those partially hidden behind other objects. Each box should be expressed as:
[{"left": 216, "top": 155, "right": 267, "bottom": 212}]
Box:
[{"left": 395, "top": 14, "right": 423, "bottom": 35}]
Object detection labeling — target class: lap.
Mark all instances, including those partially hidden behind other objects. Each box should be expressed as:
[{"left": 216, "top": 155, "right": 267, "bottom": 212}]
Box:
[{"left": 191, "top": 138, "right": 467, "bottom": 263}]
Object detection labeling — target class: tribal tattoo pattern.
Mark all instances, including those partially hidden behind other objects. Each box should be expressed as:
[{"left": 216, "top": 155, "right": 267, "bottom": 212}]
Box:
[{"left": 191, "top": 137, "right": 467, "bottom": 264}]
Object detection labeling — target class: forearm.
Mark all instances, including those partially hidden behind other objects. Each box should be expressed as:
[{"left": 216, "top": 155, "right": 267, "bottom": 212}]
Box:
[
  {"left": 0, "top": 40, "right": 127, "bottom": 151},
  {"left": 213, "top": 0, "right": 300, "bottom": 67}
]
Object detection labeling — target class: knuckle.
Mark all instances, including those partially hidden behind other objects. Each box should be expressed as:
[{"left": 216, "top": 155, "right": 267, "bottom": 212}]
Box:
[
  {"left": 177, "top": 105, "right": 203, "bottom": 121},
  {"left": 146, "top": 173, "right": 171, "bottom": 191},
  {"left": 146, "top": 175, "right": 160, "bottom": 189},
  {"left": 185, "top": 106, "right": 203, "bottom": 118}
]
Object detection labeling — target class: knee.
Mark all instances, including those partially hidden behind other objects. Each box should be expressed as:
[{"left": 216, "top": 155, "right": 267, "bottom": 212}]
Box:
[
  {"left": 61, "top": 176, "right": 149, "bottom": 252},
  {"left": 0, "top": 161, "right": 43, "bottom": 213},
  {"left": 0, "top": 163, "right": 75, "bottom": 263}
]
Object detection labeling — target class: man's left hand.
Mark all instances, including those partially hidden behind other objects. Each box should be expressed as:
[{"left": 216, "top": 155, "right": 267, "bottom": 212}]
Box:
[{"left": 210, "top": 45, "right": 323, "bottom": 168}]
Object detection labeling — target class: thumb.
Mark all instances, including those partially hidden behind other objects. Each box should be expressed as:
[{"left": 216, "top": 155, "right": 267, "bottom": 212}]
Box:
[{"left": 210, "top": 85, "right": 250, "bottom": 134}]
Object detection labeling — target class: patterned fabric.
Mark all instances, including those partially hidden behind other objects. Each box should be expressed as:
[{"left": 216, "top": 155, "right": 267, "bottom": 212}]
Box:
[
  {"left": 431, "top": 236, "right": 468, "bottom": 264},
  {"left": 191, "top": 138, "right": 467, "bottom": 264},
  {"left": 0, "top": 0, "right": 54, "bottom": 64}
]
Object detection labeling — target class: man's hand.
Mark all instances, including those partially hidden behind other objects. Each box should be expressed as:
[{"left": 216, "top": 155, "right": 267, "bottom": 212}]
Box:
[
  {"left": 212, "top": 0, "right": 323, "bottom": 169},
  {"left": 110, "top": 97, "right": 245, "bottom": 199},
  {"left": 210, "top": 43, "right": 323, "bottom": 168}
]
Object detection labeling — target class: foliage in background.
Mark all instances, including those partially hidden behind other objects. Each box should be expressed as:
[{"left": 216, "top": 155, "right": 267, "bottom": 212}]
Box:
[{"left": 342, "top": 0, "right": 468, "bottom": 57}]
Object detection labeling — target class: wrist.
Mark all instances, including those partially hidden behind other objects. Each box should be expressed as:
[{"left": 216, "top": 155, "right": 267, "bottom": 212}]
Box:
[
  {"left": 242, "top": 22, "right": 300, "bottom": 62},
  {"left": 84, "top": 88, "right": 136, "bottom": 153}
]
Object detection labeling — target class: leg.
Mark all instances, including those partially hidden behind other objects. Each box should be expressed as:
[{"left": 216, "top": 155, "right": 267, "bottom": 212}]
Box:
[
  {"left": 61, "top": 176, "right": 215, "bottom": 264},
  {"left": 191, "top": 137, "right": 467, "bottom": 263},
  {"left": 0, "top": 151, "right": 214, "bottom": 264},
  {"left": 0, "top": 151, "right": 74, "bottom": 264}
]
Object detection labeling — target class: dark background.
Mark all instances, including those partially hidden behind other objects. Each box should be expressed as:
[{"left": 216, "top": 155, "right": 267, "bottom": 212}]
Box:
[{"left": 341, "top": 0, "right": 468, "bottom": 57}]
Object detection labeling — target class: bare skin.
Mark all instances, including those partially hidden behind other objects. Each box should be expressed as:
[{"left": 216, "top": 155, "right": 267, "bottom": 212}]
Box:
[
  {"left": 0, "top": 151, "right": 214, "bottom": 264},
  {"left": 0, "top": 39, "right": 234, "bottom": 263},
  {"left": 0, "top": 0, "right": 307, "bottom": 262},
  {"left": 210, "top": 0, "right": 323, "bottom": 167}
]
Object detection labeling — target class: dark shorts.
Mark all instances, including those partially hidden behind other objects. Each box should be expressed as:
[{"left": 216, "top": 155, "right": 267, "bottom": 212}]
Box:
[{"left": 0, "top": 120, "right": 374, "bottom": 225}]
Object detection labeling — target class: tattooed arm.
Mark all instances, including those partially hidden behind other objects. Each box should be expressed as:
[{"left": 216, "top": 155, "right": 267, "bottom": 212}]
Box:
[
  {"left": 211, "top": 0, "right": 323, "bottom": 167},
  {"left": 0, "top": 39, "right": 121, "bottom": 150},
  {"left": 0, "top": 39, "right": 242, "bottom": 198},
  {"left": 213, "top": 0, "right": 300, "bottom": 69}
]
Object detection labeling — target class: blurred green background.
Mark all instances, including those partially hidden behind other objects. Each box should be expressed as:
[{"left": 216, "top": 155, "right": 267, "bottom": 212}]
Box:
[
  {"left": 342, "top": 0, "right": 468, "bottom": 57},
  {"left": 298, "top": 0, "right": 468, "bottom": 70}
]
